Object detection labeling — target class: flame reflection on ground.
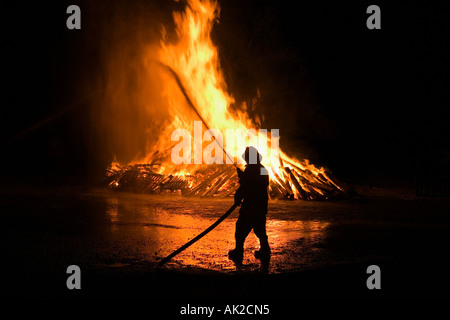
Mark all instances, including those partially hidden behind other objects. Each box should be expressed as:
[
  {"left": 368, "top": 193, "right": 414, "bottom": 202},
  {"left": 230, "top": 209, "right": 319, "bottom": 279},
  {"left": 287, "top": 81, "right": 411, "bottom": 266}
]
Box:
[{"left": 100, "top": 190, "right": 334, "bottom": 273}]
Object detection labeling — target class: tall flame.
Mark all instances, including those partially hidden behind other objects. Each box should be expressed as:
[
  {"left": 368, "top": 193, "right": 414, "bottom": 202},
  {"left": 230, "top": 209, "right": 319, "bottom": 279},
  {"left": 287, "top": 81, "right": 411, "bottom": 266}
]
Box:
[{"left": 106, "top": 0, "right": 345, "bottom": 200}]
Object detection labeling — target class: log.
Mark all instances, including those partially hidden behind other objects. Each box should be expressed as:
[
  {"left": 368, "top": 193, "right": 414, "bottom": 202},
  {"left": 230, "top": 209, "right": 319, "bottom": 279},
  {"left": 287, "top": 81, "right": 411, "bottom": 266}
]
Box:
[
  {"left": 202, "top": 168, "right": 235, "bottom": 197},
  {"left": 269, "top": 182, "right": 287, "bottom": 199},
  {"left": 285, "top": 167, "right": 308, "bottom": 200},
  {"left": 185, "top": 168, "right": 227, "bottom": 196},
  {"left": 219, "top": 184, "right": 240, "bottom": 198},
  {"left": 272, "top": 171, "right": 293, "bottom": 195},
  {"left": 199, "top": 169, "right": 231, "bottom": 196},
  {"left": 323, "top": 170, "right": 348, "bottom": 192}
]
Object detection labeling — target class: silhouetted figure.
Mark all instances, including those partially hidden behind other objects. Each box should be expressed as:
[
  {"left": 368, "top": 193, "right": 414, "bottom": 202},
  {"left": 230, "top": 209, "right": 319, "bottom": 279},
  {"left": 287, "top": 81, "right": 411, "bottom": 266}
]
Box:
[{"left": 228, "top": 146, "right": 271, "bottom": 267}]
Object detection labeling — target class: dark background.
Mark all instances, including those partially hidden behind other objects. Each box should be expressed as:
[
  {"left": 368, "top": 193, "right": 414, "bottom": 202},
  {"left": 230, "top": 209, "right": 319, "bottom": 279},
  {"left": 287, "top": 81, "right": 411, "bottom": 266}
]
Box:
[{"left": 2, "top": 0, "right": 449, "bottom": 189}]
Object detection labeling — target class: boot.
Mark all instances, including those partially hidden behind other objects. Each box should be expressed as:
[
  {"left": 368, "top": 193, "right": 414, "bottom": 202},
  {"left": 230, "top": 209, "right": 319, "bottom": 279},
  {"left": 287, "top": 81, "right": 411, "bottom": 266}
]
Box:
[
  {"left": 254, "top": 240, "right": 271, "bottom": 260},
  {"left": 228, "top": 248, "right": 244, "bottom": 265},
  {"left": 254, "top": 247, "right": 271, "bottom": 260}
]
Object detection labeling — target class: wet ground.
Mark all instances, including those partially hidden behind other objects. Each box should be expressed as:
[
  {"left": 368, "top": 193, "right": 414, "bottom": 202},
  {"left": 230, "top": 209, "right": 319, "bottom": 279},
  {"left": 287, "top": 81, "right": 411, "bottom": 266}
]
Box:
[{"left": 1, "top": 182, "right": 450, "bottom": 301}]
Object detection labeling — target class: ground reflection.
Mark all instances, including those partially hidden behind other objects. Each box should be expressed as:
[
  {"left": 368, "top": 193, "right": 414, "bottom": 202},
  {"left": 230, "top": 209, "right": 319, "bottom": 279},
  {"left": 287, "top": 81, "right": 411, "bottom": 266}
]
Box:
[{"left": 100, "top": 190, "right": 331, "bottom": 273}]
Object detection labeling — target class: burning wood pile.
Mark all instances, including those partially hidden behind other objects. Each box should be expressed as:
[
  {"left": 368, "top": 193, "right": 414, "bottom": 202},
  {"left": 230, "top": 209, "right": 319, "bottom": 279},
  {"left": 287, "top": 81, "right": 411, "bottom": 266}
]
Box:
[
  {"left": 103, "top": 161, "right": 346, "bottom": 200},
  {"left": 101, "top": 0, "right": 348, "bottom": 201}
]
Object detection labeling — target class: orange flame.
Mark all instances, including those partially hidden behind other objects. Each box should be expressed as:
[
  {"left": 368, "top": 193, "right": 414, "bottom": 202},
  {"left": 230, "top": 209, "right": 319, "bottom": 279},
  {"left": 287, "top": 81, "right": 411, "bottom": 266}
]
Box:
[{"left": 106, "top": 0, "right": 344, "bottom": 200}]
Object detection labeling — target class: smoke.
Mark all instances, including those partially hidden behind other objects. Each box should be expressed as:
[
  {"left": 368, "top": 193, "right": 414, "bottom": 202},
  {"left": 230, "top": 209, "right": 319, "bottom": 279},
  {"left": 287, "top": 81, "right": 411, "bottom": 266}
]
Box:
[{"left": 82, "top": 1, "right": 182, "bottom": 170}]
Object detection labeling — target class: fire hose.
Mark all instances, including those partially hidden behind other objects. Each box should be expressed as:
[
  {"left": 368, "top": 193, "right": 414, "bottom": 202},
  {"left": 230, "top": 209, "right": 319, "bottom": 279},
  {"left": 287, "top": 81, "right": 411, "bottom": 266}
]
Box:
[
  {"left": 157, "top": 62, "right": 239, "bottom": 169},
  {"left": 156, "top": 62, "right": 242, "bottom": 267},
  {"left": 158, "top": 203, "right": 239, "bottom": 267}
]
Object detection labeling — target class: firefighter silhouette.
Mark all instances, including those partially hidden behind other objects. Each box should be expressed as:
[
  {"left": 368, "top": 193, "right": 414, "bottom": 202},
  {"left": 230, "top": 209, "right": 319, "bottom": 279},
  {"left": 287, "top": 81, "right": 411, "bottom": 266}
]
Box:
[{"left": 229, "top": 146, "right": 271, "bottom": 266}]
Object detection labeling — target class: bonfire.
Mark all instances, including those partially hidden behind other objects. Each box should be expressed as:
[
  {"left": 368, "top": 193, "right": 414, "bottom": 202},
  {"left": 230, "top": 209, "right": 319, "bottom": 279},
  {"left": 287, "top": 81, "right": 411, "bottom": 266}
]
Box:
[{"left": 103, "top": 0, "right": 346, "bottom": 200}]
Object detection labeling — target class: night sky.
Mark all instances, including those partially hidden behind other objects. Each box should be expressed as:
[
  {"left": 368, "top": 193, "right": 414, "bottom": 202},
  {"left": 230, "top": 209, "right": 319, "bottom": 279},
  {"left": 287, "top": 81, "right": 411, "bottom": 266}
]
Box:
[{"left": 2, "top": 1, "right": 449, "bottom": 188}]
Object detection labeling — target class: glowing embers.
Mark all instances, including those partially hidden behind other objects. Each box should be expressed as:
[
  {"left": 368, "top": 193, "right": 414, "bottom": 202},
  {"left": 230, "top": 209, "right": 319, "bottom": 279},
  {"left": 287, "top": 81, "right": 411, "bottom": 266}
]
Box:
[
  {"left": 105, "top": 163, "right": 195, "bottom": 194},
  {"left": 105, "top": 164, "right": 236, "bottom": 197},
  {"left": 103, "top": 162, "right": 346, "bottom": 200}
]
